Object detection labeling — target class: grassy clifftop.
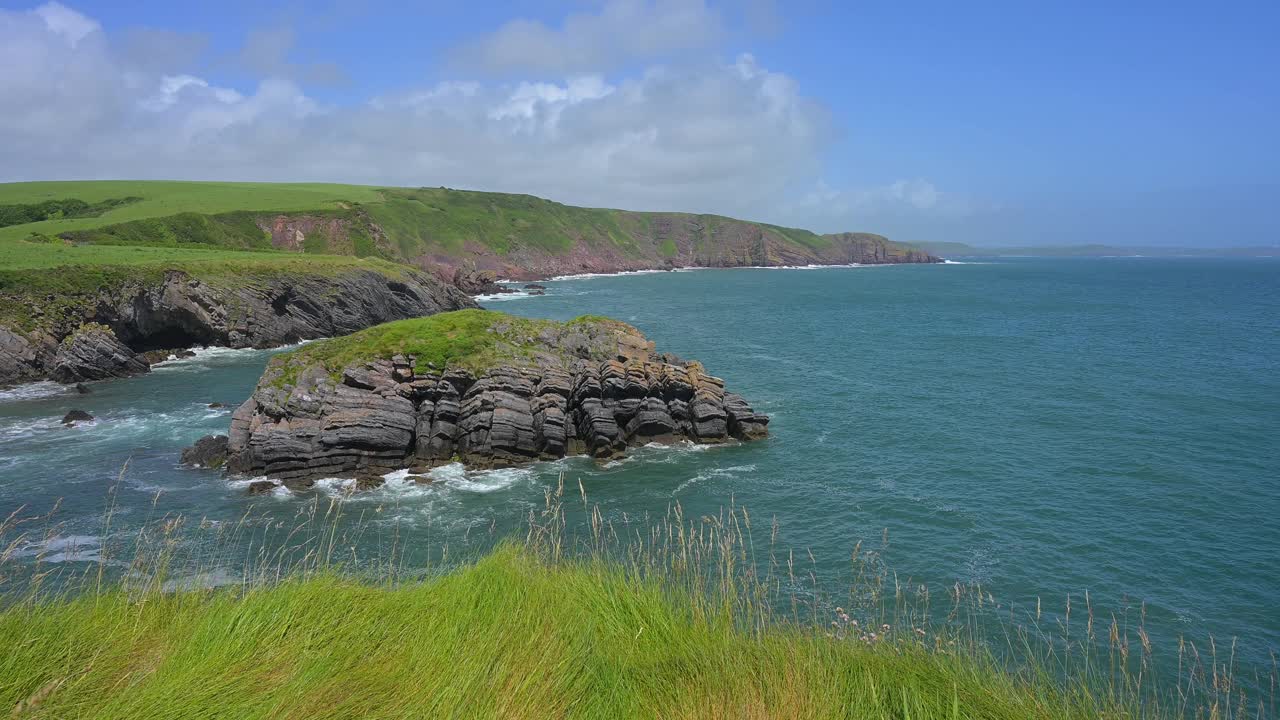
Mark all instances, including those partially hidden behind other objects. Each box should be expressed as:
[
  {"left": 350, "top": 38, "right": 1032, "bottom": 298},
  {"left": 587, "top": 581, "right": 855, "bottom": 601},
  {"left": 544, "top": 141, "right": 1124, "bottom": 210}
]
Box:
[
  {"left": 272, "top": 309, "right": 636, "bottom": 377},
  {"left": 0, "top": 181, "right": 935, "bottom": 279}
]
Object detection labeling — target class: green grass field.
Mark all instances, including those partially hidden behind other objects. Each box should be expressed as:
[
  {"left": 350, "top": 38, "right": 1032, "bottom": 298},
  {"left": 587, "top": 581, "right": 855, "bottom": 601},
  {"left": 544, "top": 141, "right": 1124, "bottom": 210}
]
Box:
[
  {"left": 0, "top": 181, "right": 383, "bottom": 244},
  {"left": 0, "top": 545, "right": 1149, "bottom": 720},
  {"left": 0, "top": 181, "right": 873, "bottom": 277}
]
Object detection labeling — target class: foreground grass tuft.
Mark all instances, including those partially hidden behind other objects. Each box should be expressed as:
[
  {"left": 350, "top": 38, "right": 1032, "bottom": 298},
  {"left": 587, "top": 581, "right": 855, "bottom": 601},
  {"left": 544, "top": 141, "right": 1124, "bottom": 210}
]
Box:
[{"left": 2, "top": 545, "right": 1127, "bottom": 720}]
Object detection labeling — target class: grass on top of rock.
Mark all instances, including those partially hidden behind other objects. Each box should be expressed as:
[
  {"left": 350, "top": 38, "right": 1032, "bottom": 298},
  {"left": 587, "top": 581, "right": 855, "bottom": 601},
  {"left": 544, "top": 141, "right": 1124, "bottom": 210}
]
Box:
[
  {"left": 270, "top": 309, "right": 638, "bottom": 383},
  {"left": 0, "top": 253, "right": 416, "bottom": 334}
]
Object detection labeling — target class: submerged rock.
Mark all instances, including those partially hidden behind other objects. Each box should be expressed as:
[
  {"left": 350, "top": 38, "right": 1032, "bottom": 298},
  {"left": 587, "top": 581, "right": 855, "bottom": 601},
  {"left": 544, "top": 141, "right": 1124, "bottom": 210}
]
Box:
[
  {"left": 182, "top": 434, "right": 230, "bottom": 468},
  {"left": 75, "top": 383, "right": 91, "bottom": 394},
  {"left": 453, "top": 269, "right": 513, "bottom": 296},
  {"left": 61, "top": 409, "right": 94, "bottom": 425},
  {"left": 246, "top": 480, "right": 277, "bottom": 496},
  {"left": 141, "top": 348, "right": 196, "bottom": 364},
  {"left": 224, "top": 310, "right": 768, "bottom": 485}
]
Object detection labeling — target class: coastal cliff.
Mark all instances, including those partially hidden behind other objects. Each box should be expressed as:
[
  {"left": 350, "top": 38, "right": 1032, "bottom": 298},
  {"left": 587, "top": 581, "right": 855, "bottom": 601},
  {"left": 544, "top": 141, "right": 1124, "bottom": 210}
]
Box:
[
  {"left": 0, "top": 181, "right": 938, "bottom": 387},
  {"left": 221, "top": 310, "right": 768, "bottom": 487},
  {"left": 248, "top": 190, "right": 942, "bottom": 281},
  {"left": 0, "top": 265, "right": 474, "bottom": 387},
  {"left": 2, "top": 183, "right": 939, "bottom": 294}
]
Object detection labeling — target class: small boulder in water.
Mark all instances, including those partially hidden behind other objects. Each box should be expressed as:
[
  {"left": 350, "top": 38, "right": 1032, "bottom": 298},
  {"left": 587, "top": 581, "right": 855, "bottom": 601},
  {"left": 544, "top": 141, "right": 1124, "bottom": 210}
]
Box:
[
  {"left": 141, "top": 348, "right": 197, "bottom": 364},
  {"left": 208, "top": 402, "right": 225, "bottom": 409},
  {"left": 181, "top": 434, "right": 229, "bottom": 468},
  {"left": 75, "top": 383, "right": 91, "bottom": 394},
  {"left": 246, "top": 480, "right": 276, "bottom": 496},
  {"left": 61, "top": 409, "right": 94, "bottom": 425},
  {"left": 523, "top": 283, "right": 546, "bottom": 290}
]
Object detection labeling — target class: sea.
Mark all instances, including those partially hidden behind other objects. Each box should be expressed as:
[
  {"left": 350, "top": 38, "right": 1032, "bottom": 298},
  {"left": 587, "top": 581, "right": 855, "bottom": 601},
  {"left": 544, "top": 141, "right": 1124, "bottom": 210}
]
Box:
[{"left": 1, "top": 257, "right": 1277, "bottom": 671}]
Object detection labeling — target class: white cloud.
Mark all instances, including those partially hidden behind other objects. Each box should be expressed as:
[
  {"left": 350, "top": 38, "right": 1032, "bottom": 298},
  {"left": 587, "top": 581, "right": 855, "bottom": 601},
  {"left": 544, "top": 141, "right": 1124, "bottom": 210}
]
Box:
[
  {"left": 234, "top": 26, "right": 348, "bottom": 87},
  {"left": 32, "top": 1, "right": 97, "bottom": 46},
  {"left": 0, "top": 2, "right": 833, "bottom": 221},
  {"left": 454, "top": 0, "right": 724, "bottom": 74},
  {"left": 776, "top": 178, "right": 991, "bottom": 232},
  {"left": 0, "top": 2, "right": 981, "bottom": 234}
]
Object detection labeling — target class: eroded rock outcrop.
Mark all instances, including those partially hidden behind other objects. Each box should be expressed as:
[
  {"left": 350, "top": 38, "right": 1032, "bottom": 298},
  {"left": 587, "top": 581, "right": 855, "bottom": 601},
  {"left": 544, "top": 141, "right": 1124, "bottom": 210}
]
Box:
[
  {"left": 0, "top": 267, "right": 475, "bottom": 387},
  {"left": 181, "top": 434, "right": 230, "bottom": 468},
  {"left": 51, "top": 324, "right": 150, "bottom": 383},
  {"left": 451, "top": 269, "right": 512, "bottom": 296},
  {"left": 224, "top": 311, "right": 768, "bottom": 488}
]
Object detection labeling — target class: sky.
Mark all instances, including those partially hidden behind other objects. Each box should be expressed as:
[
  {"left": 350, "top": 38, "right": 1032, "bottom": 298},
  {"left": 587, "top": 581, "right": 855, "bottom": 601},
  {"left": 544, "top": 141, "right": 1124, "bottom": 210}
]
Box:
[{"left": 1, "top": 0, "right": 1276, "bottom": 247}]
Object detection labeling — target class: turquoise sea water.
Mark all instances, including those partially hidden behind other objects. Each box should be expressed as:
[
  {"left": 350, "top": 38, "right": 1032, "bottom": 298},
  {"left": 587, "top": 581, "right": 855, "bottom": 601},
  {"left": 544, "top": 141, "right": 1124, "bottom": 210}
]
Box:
[{"left": 1, "top": 258, "right": 1277, "bottom": 668}]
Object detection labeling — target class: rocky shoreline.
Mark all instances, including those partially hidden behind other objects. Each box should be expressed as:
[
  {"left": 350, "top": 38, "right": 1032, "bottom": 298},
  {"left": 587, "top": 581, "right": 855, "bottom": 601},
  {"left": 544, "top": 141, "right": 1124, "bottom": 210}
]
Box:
[
  {"left": 433, "top": 237, "right": 941, "bottom": 286},
  {"left": 1, "top": 251, "right": 940, "bottom": 390},
  {"left": 0, "top": 267, "right": 474, "bottom": 387},
  {"left": 198, "top": 311, "right": 768, "bottom": 491}
]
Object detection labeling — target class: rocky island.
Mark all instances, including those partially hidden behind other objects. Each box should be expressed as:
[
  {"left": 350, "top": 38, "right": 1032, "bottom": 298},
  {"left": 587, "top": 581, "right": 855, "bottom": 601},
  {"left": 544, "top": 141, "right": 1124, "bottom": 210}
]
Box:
[{"left": 211, "top": 310, "right": 768, "bottom": 489}]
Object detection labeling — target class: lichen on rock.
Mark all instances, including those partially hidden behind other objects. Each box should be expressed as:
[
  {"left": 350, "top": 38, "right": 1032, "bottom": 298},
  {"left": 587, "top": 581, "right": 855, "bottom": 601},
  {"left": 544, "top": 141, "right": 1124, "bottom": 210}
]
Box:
[{"left": 223, "top": 310, "right": 768, "bottom": 487}]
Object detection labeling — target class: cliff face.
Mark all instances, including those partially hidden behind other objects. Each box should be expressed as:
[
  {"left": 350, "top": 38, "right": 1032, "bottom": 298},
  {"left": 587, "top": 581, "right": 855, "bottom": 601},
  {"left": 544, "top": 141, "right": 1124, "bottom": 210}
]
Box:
[
  {"left": 253, "top": 198, "right": 942, "bottom": 283},
  {"left": 51, "top": 187, "right": 940, "bottom": 292},
  {"left": 0, "top": 267, "right": 474, "bottom": 387},
  {"left": 223, "top": 311, "right": 768, "bottom": 487}
]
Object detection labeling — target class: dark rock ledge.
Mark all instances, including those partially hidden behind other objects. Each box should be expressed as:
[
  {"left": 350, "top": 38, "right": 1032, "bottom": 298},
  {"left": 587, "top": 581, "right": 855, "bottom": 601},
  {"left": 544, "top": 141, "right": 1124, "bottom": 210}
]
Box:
[
  {"left": 215, "top": 310, "right": 768, "bottom": 491},
  {"left": 0, "top": 266, "right": 474, "bottom": 388}
]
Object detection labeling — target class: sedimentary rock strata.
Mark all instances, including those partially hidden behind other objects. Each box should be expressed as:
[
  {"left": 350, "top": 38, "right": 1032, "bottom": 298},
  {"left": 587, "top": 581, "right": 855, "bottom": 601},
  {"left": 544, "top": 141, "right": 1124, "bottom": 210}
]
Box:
[
  {"left": 0, "top": 267, "right": 474, "bottom": 387},
  {"left": 223, "top": 312, "right": 768, "bottom": 488},
  {"left": 51, "top": 323, "right": 151, "bottom": 382}
]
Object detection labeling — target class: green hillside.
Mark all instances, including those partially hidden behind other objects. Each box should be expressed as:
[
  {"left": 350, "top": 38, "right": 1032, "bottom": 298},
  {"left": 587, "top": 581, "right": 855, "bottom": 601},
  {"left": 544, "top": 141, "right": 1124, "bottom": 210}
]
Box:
[{"left": 0, "top": 181, "right": 932, "bottom": 276}]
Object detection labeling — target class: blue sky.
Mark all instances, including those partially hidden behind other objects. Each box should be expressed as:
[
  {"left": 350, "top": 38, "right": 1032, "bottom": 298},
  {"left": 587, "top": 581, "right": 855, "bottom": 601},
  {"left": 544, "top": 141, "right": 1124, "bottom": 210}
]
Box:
[{"left": 1, "top": 0, "right": 1276, "bottom": 246}]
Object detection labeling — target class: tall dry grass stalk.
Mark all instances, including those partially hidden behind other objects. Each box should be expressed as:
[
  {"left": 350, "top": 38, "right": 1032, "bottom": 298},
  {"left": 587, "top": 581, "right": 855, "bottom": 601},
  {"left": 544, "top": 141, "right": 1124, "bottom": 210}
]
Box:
[{"left": 0, "top": 465, "right": 1274, "bottom": 719}]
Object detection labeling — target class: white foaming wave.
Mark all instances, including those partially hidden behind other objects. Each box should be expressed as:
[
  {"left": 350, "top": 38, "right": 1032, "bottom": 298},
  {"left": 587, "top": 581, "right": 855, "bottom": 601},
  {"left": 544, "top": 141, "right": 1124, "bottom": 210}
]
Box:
[
  {"left": 0, "top": 381, "right": 71, "bottom": 404},
  {"left": 13, "top": 534, "right": 103, "bottom": 563},
  {"left": 601, "top": 441, "right": 717, "bottom": 468},
  {"left": 476, "top": 291, "right": 536, "bottom": 302},
  {"left": 227, "top": 476, "right": 292, "bottom": 498},
  {"left": 305, "top": 463, "right": 540, "bottom": 501},
  {"left": 10, "top": 397, "right": 260, "bottom": 445},
  {"left": 151, "top": 338, "right": 323, "bottom": 369},
  {"left": 431, "top": 463, "right": 538, "bottom": 494},
  {"left": 549, "top": 264, "right": 915, "bottom": 280},
  {"left": 1, "top": 417, "right": 64, "bottom": 440},
  {"left": 673, "top": 464, "right": 757, "bottom": 495},
  {"left": 941, "top": 259, "right": 991, "bottom": 265},
  {"left": 547, "top": 269, "right": 672, "bottom": 281}
]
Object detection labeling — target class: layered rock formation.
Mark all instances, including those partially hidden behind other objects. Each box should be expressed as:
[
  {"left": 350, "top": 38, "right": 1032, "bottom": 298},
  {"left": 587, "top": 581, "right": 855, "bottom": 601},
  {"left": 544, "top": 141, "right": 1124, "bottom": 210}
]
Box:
[
  {"left": 223, "top": 311, "right": 767, "bottom": 488},
  {"left": 51, "top": 323, "right": 150, "bottom": 382},
  {"left": 0, "top": 267, "right": 474, "bottom": 387}
]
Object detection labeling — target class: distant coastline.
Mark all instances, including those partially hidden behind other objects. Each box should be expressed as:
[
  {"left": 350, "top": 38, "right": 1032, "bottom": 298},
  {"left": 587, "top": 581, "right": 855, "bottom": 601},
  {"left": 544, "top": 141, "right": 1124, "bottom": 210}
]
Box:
[{"left": 905, "top": 240, "right": 1279, "bottom": 258}]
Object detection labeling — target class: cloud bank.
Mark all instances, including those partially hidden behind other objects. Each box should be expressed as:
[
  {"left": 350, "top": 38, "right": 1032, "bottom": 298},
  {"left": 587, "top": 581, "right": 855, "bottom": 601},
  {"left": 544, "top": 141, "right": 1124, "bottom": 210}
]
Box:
[{"left": 0, "top": 1, "right": 971, "bottom": 234}]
